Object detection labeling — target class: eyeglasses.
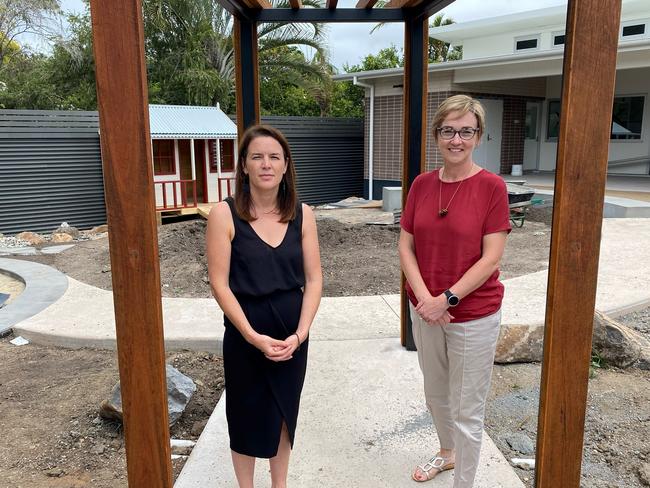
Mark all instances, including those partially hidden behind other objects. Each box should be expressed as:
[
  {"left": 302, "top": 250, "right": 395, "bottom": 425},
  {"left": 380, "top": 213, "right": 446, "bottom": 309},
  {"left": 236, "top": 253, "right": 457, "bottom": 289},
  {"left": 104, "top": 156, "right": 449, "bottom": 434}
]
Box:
[{"left": 437, "top": 127, "right": 480, "bottom": 140}]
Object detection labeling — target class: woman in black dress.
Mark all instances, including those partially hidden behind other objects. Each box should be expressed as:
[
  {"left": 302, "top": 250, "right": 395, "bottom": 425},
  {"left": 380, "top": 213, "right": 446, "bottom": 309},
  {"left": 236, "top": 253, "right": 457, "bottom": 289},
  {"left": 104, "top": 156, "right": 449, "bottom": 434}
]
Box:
[{"left": 206, "top": 125, "right": 322, "bottom": 488}]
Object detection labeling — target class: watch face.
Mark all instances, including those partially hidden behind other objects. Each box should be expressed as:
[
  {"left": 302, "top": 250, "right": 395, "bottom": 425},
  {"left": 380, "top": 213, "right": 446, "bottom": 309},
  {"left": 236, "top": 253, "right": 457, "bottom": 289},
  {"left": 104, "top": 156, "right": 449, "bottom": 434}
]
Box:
[{"left": 448, "top": 294, "right": 460, "bottom": 307}]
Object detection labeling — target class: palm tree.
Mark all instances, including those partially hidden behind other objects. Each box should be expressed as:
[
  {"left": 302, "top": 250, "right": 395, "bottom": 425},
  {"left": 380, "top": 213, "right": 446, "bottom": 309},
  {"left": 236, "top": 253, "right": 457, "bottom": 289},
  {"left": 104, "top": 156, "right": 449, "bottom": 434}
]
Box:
[
  {"left": 428, "top": 13, "right": 462, "bottom": 62},
  {"left": 143, "top": 0, "right": 329, "bottom": 108}
]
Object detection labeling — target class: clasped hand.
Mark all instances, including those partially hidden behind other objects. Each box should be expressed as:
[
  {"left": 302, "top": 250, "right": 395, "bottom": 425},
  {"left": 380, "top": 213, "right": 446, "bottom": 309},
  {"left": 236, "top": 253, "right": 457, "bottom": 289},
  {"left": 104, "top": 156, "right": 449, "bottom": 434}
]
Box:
[
  {"left": 254, "top": 334, "right": 300, "bottom": 362},
  {"left": 415, "top": 294, "right": 454, "bottom": 326}
]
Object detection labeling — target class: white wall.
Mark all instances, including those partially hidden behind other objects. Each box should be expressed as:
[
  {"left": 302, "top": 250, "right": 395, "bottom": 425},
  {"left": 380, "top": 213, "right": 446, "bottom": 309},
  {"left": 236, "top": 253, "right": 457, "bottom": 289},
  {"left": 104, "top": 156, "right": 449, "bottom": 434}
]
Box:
[
  {"left": 206, "top": 138, "right": 237, "bottom": 203},
  {"left": 538, "top": 69, "right": 650, "bottom": 174},
  {"left": 462, "top": 24, "right": 566, "bottom": 60}
]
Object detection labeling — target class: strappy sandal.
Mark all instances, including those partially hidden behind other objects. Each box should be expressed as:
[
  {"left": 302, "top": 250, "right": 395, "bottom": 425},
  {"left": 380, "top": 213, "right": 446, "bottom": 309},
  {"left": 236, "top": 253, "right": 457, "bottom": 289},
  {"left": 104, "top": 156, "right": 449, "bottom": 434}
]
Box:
[{"left": 412, "top": 455, "right": 455, "bottom": 482}]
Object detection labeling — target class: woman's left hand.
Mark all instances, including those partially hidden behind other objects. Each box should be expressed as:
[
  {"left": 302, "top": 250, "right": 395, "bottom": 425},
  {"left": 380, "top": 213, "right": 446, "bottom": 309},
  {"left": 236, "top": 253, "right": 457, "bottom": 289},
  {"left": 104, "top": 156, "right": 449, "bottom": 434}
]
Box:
[
  {"left": 265, "top": 334, "right": 300, "bottom": 362},
  {"left": 415, "top": 294, "right": 453, "bottom": 324}
]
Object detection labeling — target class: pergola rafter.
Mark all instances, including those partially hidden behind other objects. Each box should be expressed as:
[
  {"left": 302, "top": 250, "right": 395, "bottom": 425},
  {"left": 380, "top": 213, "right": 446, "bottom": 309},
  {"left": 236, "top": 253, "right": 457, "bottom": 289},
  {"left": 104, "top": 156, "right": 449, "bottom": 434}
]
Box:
[{"left": 86, "top": 0, "right": 622, "bottom": 486}]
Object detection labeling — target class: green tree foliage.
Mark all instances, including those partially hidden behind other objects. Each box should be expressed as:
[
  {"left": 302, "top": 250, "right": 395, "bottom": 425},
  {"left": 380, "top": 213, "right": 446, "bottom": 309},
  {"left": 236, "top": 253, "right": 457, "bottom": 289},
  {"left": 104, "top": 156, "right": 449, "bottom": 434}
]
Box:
[
  {"left": 0, "top": 0, "right": 419, "bottom": 119},
  {"left": 327, "top": 46, "right": 404, "bottom": 119},
  {"left": 0, "top": 0, "right": 61, "bottom": 68},
  {"left": 0, "top": 13, "right": 96, "bottom": 109},
  {"left": 143, "top": 0, "right": 328, "bottom": 112}
]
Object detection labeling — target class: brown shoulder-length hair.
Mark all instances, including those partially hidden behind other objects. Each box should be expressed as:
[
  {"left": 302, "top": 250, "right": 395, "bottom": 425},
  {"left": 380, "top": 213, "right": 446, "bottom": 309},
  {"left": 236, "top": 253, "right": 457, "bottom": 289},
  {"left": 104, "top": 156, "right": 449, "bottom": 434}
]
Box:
[{"left": 233, "top": 124, "right": 298, "bottom": 223}]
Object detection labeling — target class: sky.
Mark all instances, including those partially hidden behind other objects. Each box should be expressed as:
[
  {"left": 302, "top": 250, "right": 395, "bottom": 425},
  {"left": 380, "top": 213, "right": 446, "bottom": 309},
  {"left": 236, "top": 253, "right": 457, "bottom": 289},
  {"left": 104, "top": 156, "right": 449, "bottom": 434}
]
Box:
[{"left": 57, "top": 0, "right": 566, "bottom": 70}]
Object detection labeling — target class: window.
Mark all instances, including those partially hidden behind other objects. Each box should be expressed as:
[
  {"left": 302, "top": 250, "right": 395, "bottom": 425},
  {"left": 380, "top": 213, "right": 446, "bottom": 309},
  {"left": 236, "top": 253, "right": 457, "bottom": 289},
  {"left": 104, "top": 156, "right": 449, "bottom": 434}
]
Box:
[
  {"left": 622, "top": 24, "right": 645, "bottom": 37},
  {"left": 209, "top": 139, "right": 235, "bottom": 173},
  {"left": 153, "top": 139, "right": 175, "bottom": 175},
  {"left": 515, "top": 37, "right": 539, "bottom": 51},
  {"left": 220, "top": 139, "right": 235, "bottom": 171},
  {"left": 547, "top": 96, "right": 645, "bottom": 140},
  {"left": 553, "top": 34, "right": 565, "bottom": 46},
  {"left": 546, "top": 100, "right": 561, "bottom": 139},
  {"left": 611, "top": 96, "right": 645, "bottom": 140}
]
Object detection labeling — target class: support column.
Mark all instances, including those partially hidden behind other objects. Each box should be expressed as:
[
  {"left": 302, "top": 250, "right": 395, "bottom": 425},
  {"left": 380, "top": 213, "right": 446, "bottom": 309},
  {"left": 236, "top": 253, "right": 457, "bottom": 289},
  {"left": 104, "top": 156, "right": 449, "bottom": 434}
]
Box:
[
  {"left": 535, "top": 0, "right": 621, "bottom": 486},
  {"left": 89, "top": 1, "right": 173, "bottom": 486},
  {"left": 233, "top": 16, "right": 261, "bottom": 138},
  {"left": 400, "top": 14, "right": 429, "bottom": 350}
]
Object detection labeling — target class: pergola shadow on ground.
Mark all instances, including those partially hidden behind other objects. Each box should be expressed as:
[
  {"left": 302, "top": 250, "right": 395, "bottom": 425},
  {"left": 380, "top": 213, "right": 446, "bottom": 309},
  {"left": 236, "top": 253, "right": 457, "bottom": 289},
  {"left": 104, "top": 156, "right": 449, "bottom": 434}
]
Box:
[{"left": 87, "top": 0, "right": 622, "bottom": 486}]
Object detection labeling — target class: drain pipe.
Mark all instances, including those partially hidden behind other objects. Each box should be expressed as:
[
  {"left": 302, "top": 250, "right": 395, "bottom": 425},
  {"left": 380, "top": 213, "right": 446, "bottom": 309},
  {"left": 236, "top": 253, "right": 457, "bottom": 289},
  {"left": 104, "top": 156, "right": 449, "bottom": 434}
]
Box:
[{"left": 353, "top": 76, "right": 375, "bottom": 201}]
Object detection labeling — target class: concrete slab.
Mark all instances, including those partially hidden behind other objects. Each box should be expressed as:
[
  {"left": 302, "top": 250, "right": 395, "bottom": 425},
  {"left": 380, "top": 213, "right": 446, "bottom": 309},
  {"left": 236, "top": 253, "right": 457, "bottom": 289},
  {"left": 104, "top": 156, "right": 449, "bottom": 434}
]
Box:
[
  {"left": 0, "top": 246, "right": 37, "bottom": 256},
  {"left": 12, "top": 276, "right": 223, "bottom": 351},
  {"left": 41, "top": 244, "right": 76, "bottom": 254},
  {"left": 174, "top": 338, "right": 524, "bottom": 488},
  {"left": 532, "top": 189, "right": 650, "bottom": 218},
  {"left": 0, "top": 258, "right": 68, "bottom": 335}
]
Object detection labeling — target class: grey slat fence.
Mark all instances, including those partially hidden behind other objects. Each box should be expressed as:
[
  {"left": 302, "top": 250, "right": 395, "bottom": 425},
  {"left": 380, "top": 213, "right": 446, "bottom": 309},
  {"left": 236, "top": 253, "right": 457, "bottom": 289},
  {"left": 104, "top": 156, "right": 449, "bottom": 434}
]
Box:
[{"left": 0, "top": 110, "right": 364, "bottom": 235}]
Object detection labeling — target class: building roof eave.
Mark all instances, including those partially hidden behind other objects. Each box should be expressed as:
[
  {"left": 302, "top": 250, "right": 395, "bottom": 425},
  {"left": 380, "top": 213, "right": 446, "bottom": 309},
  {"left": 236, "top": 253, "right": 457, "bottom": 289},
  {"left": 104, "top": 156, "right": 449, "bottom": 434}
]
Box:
[{"left": 332, "top": 38, "right": 650, "bottom": 84}]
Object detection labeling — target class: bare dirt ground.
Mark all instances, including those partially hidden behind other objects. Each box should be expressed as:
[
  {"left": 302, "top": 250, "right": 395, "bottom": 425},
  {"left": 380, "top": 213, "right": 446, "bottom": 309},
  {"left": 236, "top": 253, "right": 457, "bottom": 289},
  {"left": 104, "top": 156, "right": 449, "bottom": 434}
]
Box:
[{"left": 1, "top": 206, "right": 649, "bottom": 487}]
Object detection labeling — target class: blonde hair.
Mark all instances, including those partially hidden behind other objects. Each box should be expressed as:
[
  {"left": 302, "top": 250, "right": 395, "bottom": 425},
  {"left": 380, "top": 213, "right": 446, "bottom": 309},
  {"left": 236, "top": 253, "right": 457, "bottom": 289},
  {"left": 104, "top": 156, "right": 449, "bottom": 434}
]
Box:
[{"left": 432, "top": 95, "right": 486, "bottom": 141}]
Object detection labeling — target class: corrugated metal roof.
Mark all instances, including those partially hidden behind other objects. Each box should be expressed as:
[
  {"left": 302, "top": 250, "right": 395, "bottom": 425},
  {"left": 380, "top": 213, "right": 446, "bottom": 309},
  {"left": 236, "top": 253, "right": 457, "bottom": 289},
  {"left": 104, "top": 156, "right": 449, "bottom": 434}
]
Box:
[{"left": 149, "top": 104, "right": 237, "bottom": 139}]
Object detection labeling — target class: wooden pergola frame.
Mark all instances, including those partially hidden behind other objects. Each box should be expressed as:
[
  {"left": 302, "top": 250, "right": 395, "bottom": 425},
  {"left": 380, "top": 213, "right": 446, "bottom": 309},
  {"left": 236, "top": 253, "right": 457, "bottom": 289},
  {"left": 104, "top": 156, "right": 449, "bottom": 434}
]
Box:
[{"left": 88, "top": 0, "right": 621, "bottom": 486}]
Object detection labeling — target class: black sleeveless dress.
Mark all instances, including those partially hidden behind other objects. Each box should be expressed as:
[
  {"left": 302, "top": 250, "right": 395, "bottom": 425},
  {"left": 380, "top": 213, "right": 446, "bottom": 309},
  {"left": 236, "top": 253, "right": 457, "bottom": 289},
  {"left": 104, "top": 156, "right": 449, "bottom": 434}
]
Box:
[{"left": 223, "top": 197, "right": 309, "bottom": 458}]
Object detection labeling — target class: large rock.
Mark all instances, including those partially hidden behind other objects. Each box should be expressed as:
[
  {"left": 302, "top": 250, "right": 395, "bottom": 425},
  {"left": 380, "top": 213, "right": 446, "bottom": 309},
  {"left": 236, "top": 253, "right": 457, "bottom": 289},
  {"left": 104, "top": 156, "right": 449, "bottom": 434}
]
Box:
[
  {"left": 503, "top": 432, "right": 535, "bottom": 455},
  {"left": 89, "top": 224, "right": 108, "bottom": 235},
  {"left": 53, "top": 222, "right": 80, "bottom": 238},
  {"left": 592, "top": 310, "right": 650, "bottom": 368},
  {"left": 100, "top": 364, "right": 196, "bottom": 426},
  {"left": 51, "top": 233, "right": 74, "bottom": 243},
  {"left": 495, "top": 310, "right": 650, "bottom": 367},
  {"left": 495, "top": 323, "right": 544, "bottom": 363},
  {"left": 16, "top": 231, "right": 45, "bottom": 246}
]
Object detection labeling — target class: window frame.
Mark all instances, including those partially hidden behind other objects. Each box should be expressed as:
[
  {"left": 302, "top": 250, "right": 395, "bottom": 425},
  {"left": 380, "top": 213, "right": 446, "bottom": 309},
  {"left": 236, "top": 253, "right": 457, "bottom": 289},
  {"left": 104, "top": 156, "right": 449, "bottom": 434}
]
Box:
[
  {"left": 514, "top": 34, "right": 541, "bottom": 53},
  {"left": 152, "top": 139, "right": 177, "bottom": 176},
  {"left": 620, "top": 19, "right": 648, "bottom": 40},
  {"left": 610, "top": 95, "right": 646, "bottom": 142},
  {"left": 551, "top": 30, "right": 565, "bottom": 49},
  {"left": 546, "top": 95, "right": 646, "bottom": 142},
  {"left": 208, "top": 138, "right": 236, "bottom": 174}
]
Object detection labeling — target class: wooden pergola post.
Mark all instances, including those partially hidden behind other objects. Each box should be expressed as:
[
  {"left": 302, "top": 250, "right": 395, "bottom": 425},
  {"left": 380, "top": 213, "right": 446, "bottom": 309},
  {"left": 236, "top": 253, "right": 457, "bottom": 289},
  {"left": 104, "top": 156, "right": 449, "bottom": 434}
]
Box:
[
  {"left": 89, "top": 0, "right": 173, "bottom": 486},
  {"left": 535, "top": 0, "right": 622, "bottom": 486},
  {"left": 400, "top": 13, "right": 429, "bottom": 351},
  {"left": 233, "top": 16, "right": 261, "bottom": 137}
]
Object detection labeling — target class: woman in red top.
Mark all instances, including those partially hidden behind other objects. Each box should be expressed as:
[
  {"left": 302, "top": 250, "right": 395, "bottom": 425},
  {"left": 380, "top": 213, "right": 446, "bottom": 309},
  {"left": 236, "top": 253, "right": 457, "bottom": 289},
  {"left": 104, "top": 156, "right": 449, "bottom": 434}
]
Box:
[{"left": 399, "top": 95, "right": 511, "bottom": 487}]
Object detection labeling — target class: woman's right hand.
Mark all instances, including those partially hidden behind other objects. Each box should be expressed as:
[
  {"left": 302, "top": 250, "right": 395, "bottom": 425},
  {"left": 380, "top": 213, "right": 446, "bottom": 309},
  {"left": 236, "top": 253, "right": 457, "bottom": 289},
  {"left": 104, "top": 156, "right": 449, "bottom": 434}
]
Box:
[{"left": 250, "top": 333, "right": 294, "bottom": 362}]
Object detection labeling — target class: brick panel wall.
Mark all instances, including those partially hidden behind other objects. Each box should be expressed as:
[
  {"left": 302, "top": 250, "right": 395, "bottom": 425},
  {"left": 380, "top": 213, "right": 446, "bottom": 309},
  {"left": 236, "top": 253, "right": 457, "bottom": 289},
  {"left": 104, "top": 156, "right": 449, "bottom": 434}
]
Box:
[{"left": 366, "top": 90, "right": 543, "bottom": 179}]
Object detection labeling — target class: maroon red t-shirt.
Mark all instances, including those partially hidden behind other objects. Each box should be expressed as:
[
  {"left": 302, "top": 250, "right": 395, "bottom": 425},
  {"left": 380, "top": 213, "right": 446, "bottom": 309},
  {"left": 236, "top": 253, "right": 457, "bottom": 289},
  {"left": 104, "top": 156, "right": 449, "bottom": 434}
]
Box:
[{"left": 400, "top": 169, "right": 512, "bottom": 322}]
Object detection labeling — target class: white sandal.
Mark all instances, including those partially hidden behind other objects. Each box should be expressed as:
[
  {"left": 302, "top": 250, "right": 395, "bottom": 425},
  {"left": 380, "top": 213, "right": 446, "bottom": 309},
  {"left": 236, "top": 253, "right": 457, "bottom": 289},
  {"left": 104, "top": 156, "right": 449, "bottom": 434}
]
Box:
[{"left": 412, "top": 455, "right": 455, "bottom": 482}]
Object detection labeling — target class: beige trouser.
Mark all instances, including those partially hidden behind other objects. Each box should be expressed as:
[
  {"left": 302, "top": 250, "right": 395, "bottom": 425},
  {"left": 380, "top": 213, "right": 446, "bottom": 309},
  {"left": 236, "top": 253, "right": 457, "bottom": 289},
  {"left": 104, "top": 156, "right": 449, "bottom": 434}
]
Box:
[{"left": 410, "top": 304, "right": 502, "bottom": 488}]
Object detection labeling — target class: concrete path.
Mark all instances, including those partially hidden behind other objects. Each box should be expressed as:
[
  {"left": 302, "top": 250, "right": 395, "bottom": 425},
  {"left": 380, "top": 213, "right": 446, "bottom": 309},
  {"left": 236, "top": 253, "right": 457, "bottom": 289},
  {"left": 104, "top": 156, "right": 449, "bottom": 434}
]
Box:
[
  {"left": 174, "top": 339, "right": 524, "bottom": 488},
  {"left": 9, "top": 219, "right": 650, "bottom": 350}
]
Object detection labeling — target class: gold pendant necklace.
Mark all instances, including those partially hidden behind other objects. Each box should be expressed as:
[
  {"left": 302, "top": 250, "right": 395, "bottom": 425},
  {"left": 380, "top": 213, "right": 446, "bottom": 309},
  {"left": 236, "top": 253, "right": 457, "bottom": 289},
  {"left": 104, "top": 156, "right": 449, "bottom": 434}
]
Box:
[{"left": 438, "top": 165, "right": 473, "bottom": 217}]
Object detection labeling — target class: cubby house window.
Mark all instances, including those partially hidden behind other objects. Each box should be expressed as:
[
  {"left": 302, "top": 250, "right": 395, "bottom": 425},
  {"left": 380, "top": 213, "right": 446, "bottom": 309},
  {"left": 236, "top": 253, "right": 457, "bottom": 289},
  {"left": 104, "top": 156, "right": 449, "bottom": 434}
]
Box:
[
  {"left": 547, "top": 96, "right": 645, "bottom": 140},
  {"left": 209, "top": 139, "right": 235, "bottom": 173},
  {"left": 622, "top": 23, "right": 646, "bottom": 37},
  {"left": 153, "top": 139, "right": 175, "bottom": 175},
  {"left": 515, "top": 35, "right": 540, "bottom": 52},
  {"left": 220, "top": 139, "right": 235, "bottom": 172}
]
